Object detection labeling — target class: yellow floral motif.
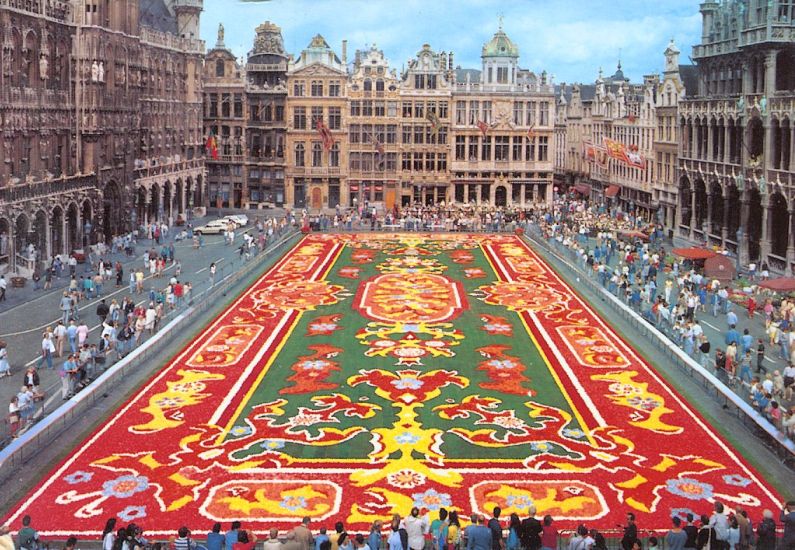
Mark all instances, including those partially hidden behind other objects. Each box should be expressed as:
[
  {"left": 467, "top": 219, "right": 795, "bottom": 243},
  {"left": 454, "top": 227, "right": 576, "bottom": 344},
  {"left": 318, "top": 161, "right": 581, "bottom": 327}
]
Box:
[
  {"left": 214, "top": 484, "right": 333, "bottom": 517},
  {"left": 591, "top": 371, "right": 682, "bottom": 434},
  {"left": 132, "top": 369, "right": 225, "bottom": 434}
]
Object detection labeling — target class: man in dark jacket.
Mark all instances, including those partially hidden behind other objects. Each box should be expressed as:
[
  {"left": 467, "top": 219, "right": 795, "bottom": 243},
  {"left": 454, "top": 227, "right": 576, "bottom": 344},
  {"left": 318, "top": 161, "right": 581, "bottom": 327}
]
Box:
[
  {"left": 487, "top": 508, "right": 503, "bottom": 550},
  {"left": 620, "top": 513, "right": 638, "bottom": 550},
  {"left": 96, "top": 299, "right": 109, "bottom": 324},
  {"left": 520, "top": 505, "right": 542, "bottom": 550}
]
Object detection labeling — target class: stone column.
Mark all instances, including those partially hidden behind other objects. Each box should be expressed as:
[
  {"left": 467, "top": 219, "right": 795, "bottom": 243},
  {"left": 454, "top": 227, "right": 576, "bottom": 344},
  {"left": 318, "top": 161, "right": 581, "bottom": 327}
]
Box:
[
  {"left": 764, "top": 120, "right": 774, "bottom": 170},
  {"left": 707, "top": 122, "right": 715, "bottom": 161},
  {"left": 739, "top": 194, "right": 751, "bottom": 266},
  {"left": 764, "top": 50, "right": 778, "bottom": 96},
  {"left": 520, "top": 184, "right": 526, "bottom": 208},
  {"left": 463, "top": 184, "right": 469, "bottom": 204},
  {"left": 705, "top": 191, "right": 714, "bottom": 237},
  {"left": 721, "top": 186, "right": 730, "bottom": 245},
  {"left": 790, "top": 125, "right": 795, "bottom": 172},
  {"left": 689, "top": 186, "right": 697, "bottom": 240},
  {"left": 742, "top": 60, "right": 753, "bottom": 95},
  {"left": 476, "top": 184, "right": 482, "bottom": 205},
  {"left": 760, "top": 196, "right": 771, "bottom": 261},
  {"left": 787, "top": 208, "right": 795, "bottom": 271}
]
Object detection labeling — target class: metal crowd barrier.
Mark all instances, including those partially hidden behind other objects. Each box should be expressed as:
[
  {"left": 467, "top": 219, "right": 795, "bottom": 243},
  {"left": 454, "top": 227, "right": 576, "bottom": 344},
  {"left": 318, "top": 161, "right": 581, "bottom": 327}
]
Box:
[
  {"left": 523, "top": 227, "right": 795, "bottom": 467},
  {"left": 0, "top": 229, "right": 300, "bottom": 483}
]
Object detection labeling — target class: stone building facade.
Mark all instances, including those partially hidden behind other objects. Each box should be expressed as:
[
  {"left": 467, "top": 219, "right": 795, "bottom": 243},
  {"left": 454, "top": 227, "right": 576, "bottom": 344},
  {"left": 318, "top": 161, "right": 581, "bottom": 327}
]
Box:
[
  {"left": 205, "top": 23, "right": 556, "bottom": 211},
  {"left": 203, "top": 21, "right": 288, "bottom": 209},
  {"left": 678, "top": 0, "right": 795, "bottom": 271},
  {"left": 0, "top": 0, "right": 205, "bottom": 277},
  {"left": 451, "top": 28, "right": 555, "bottom": 207},
  {"left": 285, "top": 34, "right": 347, "bottom": 209}
]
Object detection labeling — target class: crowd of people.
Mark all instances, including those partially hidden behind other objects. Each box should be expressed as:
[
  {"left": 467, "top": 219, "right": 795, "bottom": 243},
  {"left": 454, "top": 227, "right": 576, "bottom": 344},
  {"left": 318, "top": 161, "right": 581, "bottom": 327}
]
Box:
[
  {"left": 3, "top": 216, "right": 291, "bottom": 442},
  {"left": 527, "top": 198, "right": 795, "bottom": 440},
  {"left": 2, "top": 500, "right": 794, "bottom": 550}
]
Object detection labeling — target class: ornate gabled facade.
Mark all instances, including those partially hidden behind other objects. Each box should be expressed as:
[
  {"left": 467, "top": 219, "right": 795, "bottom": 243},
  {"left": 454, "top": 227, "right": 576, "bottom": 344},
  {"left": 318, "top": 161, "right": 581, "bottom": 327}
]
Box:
[
  {"left": 285, "top": 34, "right": 347, "bottom": 209},
  {"left": 556, "top": 55, "right": 693, "bottom": 220},
  {"left": 204, "top": 22, "right": 557, "bottom": 211},
  {"left": 653, "top": 40, "right": 690, "bottom": 230},
  {"left": 398, "top": 44, "right": 453, "bottom": 205},
  {"left": 203, "top": 21, "right": 288, "bottom": 209},
  {"left": 451, "top": 27, "right": 555, "bottom": 206},
  {"left": 348, "top": 45, "right": 400, "bottom": 209},
  {"left": 679, "top": 0, "right": 795, "bottom": 271},
  {"left": 0, "top": 0, "right": 205, "bottom": 278}
]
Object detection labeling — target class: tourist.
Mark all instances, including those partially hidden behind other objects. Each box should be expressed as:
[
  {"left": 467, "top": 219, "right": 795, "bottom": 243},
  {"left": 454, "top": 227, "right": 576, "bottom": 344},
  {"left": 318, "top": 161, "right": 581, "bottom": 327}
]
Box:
[
  {"left": 293, "top": 518, "right": 313, "bottom": 550},
  {"left": 682, "top": 514, "right": 698, "bottom": 550},
  {"left": 408, "top": 506, "right": 430, "bottom": 550},
  {"left": 314, "top": 529, "right": 330, "bottom": 550},
  {"left": 486, "top": 508, "right": 503, "bottom": 550},
  {"left": 101, "top": 518, "right": 117, "bottom": 550},
  {"left": 430, "top": 510, "right": 448, "bottom": 550},
  {"left": 620, "top": 513, "right": 638, "bottom": 550},
  {"left": 387, "top": 520, "right": 404, "bottom": 550},
  {"left": 368, "top": 521, "right": 383, "bottom": 550},
  {"left": 263, "top": 530, "right": 282, "bottom": 550},
  {"left": 540, "top": 516, "right": 558, "bottom": 550},
  {"left": 505, "top": 514, "right": 521, "bottom": 550},
  {"left": 520, "top": 505, "right": 543, "bottom": 550},
  {"left": 7, "top": 396, "right": 20, "bottom": 438},
  {"left": 225, "top": 521, "right": 241, "bottom": 550},
  {"left": 17, "top": 516, "right": 39, "bottom": 550},
  {"left": 446, "top": 512, "right": 461, "bottom": 550},
  {"left": 755, "top": 510, "right": 776, "bottom": 550},
  {"left": 0, "top": 340, "right": 9, "bottom": 377},
  {"left": 330, "top": 522, "right": 352, "bottom": 550},
  {"left": 173, "top": 527, "right": 195, "bottom": 550},
  {"left": 466, "top": 516, "right": 491, "bottom": 550},
  {"left": 233, "top": 530, "right": 257, "bottom": 550},
  {"left": 782, "top": 501, "right": 795, "bottom": 549},
  {"left": 709, "top": 502, "right": 730, "bottom": 550},
  {"left": 206, "top": 524, "right": 224, "bottom": 550}
]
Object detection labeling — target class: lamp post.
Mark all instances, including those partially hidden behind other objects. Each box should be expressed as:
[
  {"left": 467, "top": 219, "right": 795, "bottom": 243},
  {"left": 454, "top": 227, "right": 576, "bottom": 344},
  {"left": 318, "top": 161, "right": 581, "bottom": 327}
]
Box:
[{"left": 735, "top": 227, "right": 743, "bottom": 275}]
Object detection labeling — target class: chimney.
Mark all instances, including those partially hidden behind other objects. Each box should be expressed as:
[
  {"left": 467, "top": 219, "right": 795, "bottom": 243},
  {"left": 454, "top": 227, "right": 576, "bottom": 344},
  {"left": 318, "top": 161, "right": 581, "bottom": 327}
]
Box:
[{"left": 342, "top": 40, "right": 348, "bottom": 67}]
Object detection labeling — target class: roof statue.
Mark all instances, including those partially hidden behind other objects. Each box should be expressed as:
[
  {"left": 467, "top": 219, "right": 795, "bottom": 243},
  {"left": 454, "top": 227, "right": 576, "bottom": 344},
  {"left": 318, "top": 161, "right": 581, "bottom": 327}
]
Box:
[{"left": 217, "top": 23, "right": 224, "bottom": 47}]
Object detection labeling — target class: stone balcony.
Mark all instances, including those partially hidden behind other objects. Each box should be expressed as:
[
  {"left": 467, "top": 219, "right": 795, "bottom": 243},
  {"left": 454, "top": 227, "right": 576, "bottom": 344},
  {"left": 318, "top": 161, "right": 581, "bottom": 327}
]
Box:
[
  {"left": 140, "top": 26, "right": 205, "bottom": 54},
  {"left": 0, "top": 0, "right": 72, "bottom": 22}
]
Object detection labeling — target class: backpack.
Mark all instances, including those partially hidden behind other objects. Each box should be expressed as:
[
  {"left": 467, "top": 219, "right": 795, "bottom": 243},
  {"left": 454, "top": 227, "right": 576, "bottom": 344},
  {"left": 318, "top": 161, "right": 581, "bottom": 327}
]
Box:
[{"left": 398, "top": 528, "right": 409, "bottom": 550}]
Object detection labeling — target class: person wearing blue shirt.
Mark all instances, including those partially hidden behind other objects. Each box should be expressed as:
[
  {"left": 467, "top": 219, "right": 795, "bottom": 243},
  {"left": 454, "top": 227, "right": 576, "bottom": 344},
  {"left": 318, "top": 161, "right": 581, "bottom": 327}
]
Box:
[
  {"left": 466, "top": 517, "right": 492, "bottom": 550},
  {"left": 315, "top": 529, "right": 330, "bottom": 550},
  {"left": 225, "top": 522, "right": 241, "bottom": 550},
  {"left": 740, "top": 329, "right": 754, "bottom": 356},
  {"left": 725, "top": 325, "right": 740, "bottom": 346},
  {"left": 207, "top": 523, "right": 224, "bottom": 550}
]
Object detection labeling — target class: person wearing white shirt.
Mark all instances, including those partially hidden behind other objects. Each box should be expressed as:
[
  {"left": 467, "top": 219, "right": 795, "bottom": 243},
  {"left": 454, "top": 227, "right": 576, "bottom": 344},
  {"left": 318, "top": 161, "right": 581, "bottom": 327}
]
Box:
[{"left": 404, "top": 508, "right": 429, "bottom": 550}]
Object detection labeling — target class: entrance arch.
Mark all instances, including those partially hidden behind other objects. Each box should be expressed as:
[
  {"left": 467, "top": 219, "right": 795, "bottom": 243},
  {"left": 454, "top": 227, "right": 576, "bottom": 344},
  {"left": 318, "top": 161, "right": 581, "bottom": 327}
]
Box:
[
  {"left": 0, "top": 218, "right": 10, "bottom": 269},
  {"left": 769, "top": 192, "right": 789, "bottom": 257},
  {"left": 51, "top": 206, "right": 64, "bottom": 256},
  {"left": 709, "top": 181, "right": 723, "bottom": 235},
  {"left": 694, "top": 178, "right": 707, "bottom": 230},
  {"left": 33, "top": 209, "right": 48, "bottom": 259},
  {"left": 164, "top": 181, "right": 173, "bottom": 224},
  {"left": 747, "top": 189, "right": 763, "bottom": 262},
  {"left": 103, "top": 180, "right": 123, "bottom": 242},
  {"left": 82, "top": 200, "right": 93, "bottom": 247},
  {"left": 149, "top": 183, "right": 160, "bottom": 224},
  {"left": 175, "top": 179, "right": 184, "bottom": 215},
  {"left": 66, "top": 202, "right": 80, "bottom": 252},
  {"left": 14, "top": 213, "right": 30, "bottom": 267},
  {"left": 679, "top": 176, "right": 692, "bottom": 227},
  {"left": 494, "top": 185, "right": 508, "bottom": 207}
]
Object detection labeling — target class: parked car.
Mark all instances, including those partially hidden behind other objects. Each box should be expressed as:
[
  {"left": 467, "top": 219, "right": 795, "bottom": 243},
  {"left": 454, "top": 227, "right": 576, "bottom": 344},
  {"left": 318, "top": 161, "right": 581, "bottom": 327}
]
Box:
[
  {"left": 223, "top": 214, "right": 249, "bottom": 227},
  {"left": 193, "top": 219, "right": 229, "bottom": 235}
]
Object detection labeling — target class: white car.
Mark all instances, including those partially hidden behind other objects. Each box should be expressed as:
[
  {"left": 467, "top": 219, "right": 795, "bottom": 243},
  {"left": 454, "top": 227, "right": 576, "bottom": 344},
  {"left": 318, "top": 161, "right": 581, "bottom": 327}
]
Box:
[
  {"left": 193, "top": 219, "right": 229, "bottom": 235},
  {"left": 223, "top": 214, "right": 249, "bottom": 227}
]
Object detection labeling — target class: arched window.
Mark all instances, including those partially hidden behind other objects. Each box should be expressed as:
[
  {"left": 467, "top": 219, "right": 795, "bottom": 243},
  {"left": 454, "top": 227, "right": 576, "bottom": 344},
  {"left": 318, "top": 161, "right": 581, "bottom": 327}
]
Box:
[
  {"left": 294, "top": 143, "right": 305, "bottom": 167},
  {"left": 375, "top": 79, "right": 384, "bottom": 92},
  {"left": 312, "top": 142, "right": 323, "bottom": 167},
  {"left": 215, "top": 59, "right": 225, "bottom": 77},
  {"left": 363, "top": 79, "right": 372, "bottom": 91}
]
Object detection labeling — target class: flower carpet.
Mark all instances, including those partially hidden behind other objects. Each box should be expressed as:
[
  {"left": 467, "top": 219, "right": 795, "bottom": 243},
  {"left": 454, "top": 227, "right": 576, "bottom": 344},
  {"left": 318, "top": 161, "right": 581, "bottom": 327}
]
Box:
[{"left": 4, "top": 233, "right": 782, "bottom": 536}]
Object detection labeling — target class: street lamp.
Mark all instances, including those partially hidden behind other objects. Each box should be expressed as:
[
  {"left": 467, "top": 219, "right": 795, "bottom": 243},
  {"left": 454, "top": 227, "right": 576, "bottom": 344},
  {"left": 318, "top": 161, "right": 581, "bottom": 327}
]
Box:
[{"left": 735, "top": 227, "right": 743, "bottom": 275}]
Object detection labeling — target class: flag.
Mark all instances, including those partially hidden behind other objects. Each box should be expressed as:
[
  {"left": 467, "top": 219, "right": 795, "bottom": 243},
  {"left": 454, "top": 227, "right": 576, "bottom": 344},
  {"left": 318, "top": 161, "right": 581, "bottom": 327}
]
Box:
[
  {"left": 426, "top": 110, "right": 441, "bottom": 140},
  {"left": 205, "top": 132, "right": 218, "bottom": 160},
  {"left": 315, "top": 119, "right": 335, "bottom": 151},
  {"left": 368, "top": 132, "right": 385, "bottom": 168},
  {"left": 477, "top": 120, "right": 490, "bottom": 136},
  {"left": 526, "top": 124, "right": 536, "bottom": 139},
  {"left": 604, "top": 138, "right": 644, "bottom": 169},
  {"left": 627, "top": 114, "right": 637, "bottom": 123}
]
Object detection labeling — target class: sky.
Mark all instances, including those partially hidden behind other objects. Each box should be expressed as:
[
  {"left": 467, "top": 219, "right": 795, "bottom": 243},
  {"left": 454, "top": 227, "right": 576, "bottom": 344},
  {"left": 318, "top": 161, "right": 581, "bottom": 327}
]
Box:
[{"left": 199, "top": 0, "right": 703, "bottom": 84}]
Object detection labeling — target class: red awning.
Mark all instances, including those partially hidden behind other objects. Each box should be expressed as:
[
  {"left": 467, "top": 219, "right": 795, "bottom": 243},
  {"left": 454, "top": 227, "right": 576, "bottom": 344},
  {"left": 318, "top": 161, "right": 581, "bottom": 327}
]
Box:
[
  {"left": 672, "top": 247, "right": 718, "bottom": 261},
  {"left": 605, "top": 185, "right": 620, "bottom": 198},
  {"left": 574, "top": 184, "right": 591, "bottom": 195},
  {"left": 759, "top": 277, "right": 795, "bottom": 292}
]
